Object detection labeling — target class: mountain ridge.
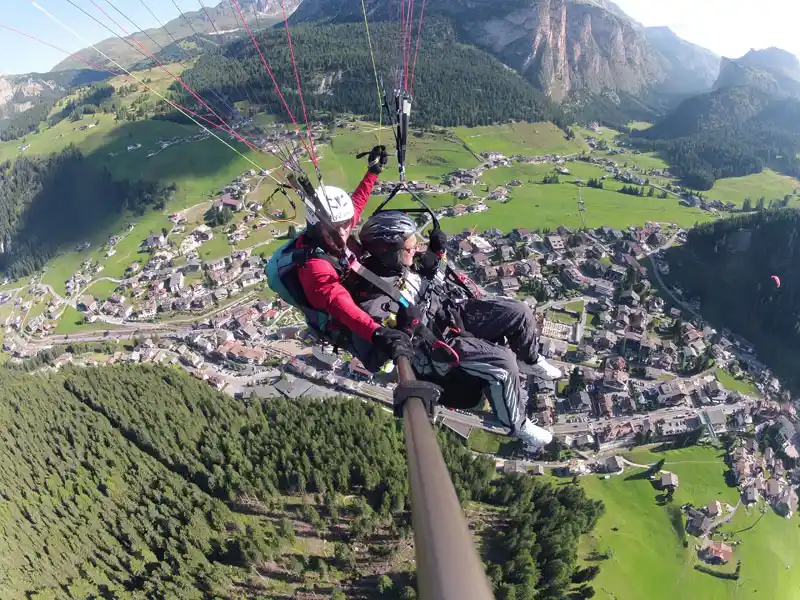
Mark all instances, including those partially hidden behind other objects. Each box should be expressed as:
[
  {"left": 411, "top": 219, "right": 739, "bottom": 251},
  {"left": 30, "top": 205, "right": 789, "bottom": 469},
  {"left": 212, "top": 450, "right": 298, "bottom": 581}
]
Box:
[
  {"left": 714, "top": 47, "right": 800, "bottom": 99},
  {"left": 50, "top": 0, "right": 300, "bottom": 73},
  {"left": 291, "top": 0, "right": 719, "bottom": 104}
]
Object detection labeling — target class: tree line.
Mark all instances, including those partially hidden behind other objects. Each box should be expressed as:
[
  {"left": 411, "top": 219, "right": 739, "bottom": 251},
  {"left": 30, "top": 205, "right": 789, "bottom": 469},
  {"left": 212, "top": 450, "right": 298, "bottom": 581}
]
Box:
[
  {"left": 0, "top": 368, "right": 279, "bottom": 600},
  {"left": 486, "top": 475, "right": 605, "bottom": 600},
  {"left": 631, "top": 87, "right": 800, "bottom": 190},
  {"left": 664, "top": 209, "right": 800, "bottom": 392},
  {"left": 0, "top": 363, "right": 605, "bottom": 598},
  {"left": 618, "top": 184, "right": 645, "bottom": 197},
  {"left": 0, "top": 102, "right": 55, "bottom": 141},
  {"left": 0, "top": 145, "right": 174, "bottom": 279},
  {"left": 176, "top": 19, "right": 569, "bottom": 130}
]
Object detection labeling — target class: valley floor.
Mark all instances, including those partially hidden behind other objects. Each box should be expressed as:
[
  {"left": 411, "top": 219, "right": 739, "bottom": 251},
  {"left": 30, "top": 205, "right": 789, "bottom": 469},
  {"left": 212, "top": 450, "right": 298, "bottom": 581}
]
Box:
[{"left": 580, "top": 445, "right": 800, "bottom": 600}]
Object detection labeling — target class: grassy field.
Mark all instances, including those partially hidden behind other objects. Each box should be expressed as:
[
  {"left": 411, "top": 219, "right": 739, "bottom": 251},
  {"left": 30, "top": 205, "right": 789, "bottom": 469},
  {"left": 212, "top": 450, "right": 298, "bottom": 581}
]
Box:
[
  {"left": 54, "top": 306, "right": 121, "bottom": 335},
  {"left": 198, "top": 234, "right": 235, "bottom": 260},
  {"left": 627, "top": 121, "right": 654, "bottom": 131},
  {"left": 467, "top": 428, "right": 517, "bottom": 456},
  {"left": 454, "top": 122, "right": 585, "bottom": 157},
  {"left": 84, "top": 279, "right": 120, "bottom": 301},
  {"left": 716, "top": 367, "right": 761, "bottom": 397},
  {"left": 565, "top": 300, "right": 585, "bottom": 313},
  {"left": 0, "top": 110, "right": 777, "bottom": 295},
  {"left": 614, "top": 151, "right": 671, "bottom": 172},
  {"left": 547, "top": 310, "right": 579, "bottom": 325},
  {"left": 438, "top": 183, "right": 712, "bottom": 233},
  {"left": 326, "top": 124, "right": 478, "bottom": 188},
  {"left": 581, "top": 445, "right": 800, "bottom": 600},
  {"left": 709, "top": 169, "right": 800, "bottom": 207},
  {"left": 577, "top": 126, "right": 620, "bottom": 145}
]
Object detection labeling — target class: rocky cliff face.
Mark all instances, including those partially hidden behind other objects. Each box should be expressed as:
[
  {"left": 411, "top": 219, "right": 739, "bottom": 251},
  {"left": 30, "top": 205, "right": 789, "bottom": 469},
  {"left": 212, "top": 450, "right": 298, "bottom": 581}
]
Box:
[
  {"left": 0, "top": 76, "right": 59, "bottom": 119},
  {"left": 468, "top": 0, "right": 660, "bottom": 101},
  {"left": 293, "top": 0, "right": 717, "bottom": 103},
  {"left": 714, "top": 48, "right": 800, "bottom": 99}
]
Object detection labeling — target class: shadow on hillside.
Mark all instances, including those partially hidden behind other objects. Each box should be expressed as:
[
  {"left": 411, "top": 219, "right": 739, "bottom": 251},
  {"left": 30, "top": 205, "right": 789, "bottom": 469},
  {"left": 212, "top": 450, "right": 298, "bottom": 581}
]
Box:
[
  {"left": 84, "top": 118, "right": 262, "bottom": 186},
  {"left": 1, "top": 117, "right": 254, "bottom": 278}
]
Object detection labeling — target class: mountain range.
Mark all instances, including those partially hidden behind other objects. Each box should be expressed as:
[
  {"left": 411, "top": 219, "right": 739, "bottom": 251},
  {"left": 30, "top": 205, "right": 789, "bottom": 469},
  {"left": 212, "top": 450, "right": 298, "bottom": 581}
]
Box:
[
  {"left": 290, "top": 0, "right": 719, "bottom": 103},
  {"left": 3, "top": 0, "right": 800, "bottom": 141},
  {"left": 714, "top": 47, "right": 800, "bottom": 99},
  {"left": 44, "top": 0, "right": 720, "bottom": 104},
  {"left": 50, "top": 0, "right": 301, "bottom": 72}
]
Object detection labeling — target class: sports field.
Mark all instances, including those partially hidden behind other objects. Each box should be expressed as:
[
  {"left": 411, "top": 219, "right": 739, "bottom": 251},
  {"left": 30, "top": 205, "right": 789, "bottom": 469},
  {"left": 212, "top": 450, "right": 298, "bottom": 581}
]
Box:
[{"left": 581, "top": 445, "right": 800, "bottom": 600}]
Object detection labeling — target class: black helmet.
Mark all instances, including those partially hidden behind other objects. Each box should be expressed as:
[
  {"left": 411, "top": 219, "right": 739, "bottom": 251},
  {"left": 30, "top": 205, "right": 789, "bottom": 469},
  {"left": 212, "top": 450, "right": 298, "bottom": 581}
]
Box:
[{"left": 359, "top": 211, "right": 417, "bottom": 270}]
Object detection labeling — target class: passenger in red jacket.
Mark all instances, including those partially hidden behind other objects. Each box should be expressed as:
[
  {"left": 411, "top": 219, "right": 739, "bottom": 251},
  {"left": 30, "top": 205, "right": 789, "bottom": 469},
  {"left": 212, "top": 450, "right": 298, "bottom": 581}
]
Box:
[{"left": 293, "top": 145, "right": 411, "bottom": 359}]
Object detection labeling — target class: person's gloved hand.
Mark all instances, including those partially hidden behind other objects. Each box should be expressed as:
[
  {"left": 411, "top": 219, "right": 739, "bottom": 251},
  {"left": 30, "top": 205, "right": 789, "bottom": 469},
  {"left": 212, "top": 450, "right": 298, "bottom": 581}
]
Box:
[
  {"left": 367, "top": 145, "right": 389, "bottom": 175},
  {"left": 428, "top": 227, "right": 447, "bottom": 256},
  {"left": 372, "top": 326, "right": 414, "bottom": 360},
  {"left": 397, "top": 304, "right": 423, "bottom": 337}
]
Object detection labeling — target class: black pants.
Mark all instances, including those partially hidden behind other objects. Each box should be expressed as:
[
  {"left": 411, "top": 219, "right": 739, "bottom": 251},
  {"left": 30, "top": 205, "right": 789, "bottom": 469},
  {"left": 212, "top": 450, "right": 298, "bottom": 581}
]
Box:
[{"left": 415, "top": 297, "right": 539, "bottom": 432}]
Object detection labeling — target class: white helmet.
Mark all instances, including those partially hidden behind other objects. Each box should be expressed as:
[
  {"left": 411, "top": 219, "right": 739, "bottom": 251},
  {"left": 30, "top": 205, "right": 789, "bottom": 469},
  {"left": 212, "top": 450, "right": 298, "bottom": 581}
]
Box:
[{"left": 305, "top": 185, "right": 354, "bottom": 227}]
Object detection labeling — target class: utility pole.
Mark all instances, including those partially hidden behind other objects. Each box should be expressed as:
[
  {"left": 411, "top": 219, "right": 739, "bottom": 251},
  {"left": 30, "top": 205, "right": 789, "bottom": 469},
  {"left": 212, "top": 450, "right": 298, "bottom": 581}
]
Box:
[{"left": 577, "top": 184, "right": 587, "bottom": 230}]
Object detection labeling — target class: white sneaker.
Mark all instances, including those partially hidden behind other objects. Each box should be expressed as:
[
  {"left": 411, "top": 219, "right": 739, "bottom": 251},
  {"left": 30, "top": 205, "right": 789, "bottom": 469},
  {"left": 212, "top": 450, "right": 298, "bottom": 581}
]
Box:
[
  {"left": 519, "top": 356, "right": 562, "bottom": 380},
  {"left": 517, "top": 418, "right": 553, "bottom": 449}
]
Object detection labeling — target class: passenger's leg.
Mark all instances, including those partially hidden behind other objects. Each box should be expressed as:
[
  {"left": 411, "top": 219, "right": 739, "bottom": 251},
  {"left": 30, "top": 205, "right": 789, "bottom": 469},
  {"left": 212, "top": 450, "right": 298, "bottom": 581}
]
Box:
[
  {"left": 460, "top": 297, "right": 538, "bottom": 361},
  {"left": 449, "top": 336, "right": 552, "bottom": 448},
  {"left": 460, "top": 297, "right": 561, "bottom": 380},
  {"left": 437, "top": 369, "right": 485, "bottom": 410},
  {"left": 450, "top": 335, "right": 526, "bottom": 432}
]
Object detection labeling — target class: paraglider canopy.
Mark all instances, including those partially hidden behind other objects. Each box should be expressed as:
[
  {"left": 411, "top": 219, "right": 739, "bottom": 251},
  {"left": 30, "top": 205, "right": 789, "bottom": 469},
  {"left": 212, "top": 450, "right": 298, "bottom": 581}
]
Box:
[{"left": 771, "top": 275, "right": 782, "bottom": 288}]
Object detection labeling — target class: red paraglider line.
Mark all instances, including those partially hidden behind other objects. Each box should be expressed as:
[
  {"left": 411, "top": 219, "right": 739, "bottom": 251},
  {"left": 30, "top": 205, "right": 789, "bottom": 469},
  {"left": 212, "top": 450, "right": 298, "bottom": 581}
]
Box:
[
  {"left": 229, "top": 0, "right": 319, "bottom": 167},
  {"left": 0, "top": 19, "right": 280, "bottom": 173},
  {"left": 65, "top": 0, "right": 262, "bottom": 156},
  {"left": 400, "top": 0, "right": 407, "bottom": 90},
  {"left": 86, "top": 0, "right": 242, "bottom": 137},
  {"left": 409, "top": 0, "right": 427, "bottom": 96},
  {"left": 405, "top": 0, "right": 415, "bottom": 91},
  {"left": 279, "top": 0, "right": 318, "bottom": 167}
]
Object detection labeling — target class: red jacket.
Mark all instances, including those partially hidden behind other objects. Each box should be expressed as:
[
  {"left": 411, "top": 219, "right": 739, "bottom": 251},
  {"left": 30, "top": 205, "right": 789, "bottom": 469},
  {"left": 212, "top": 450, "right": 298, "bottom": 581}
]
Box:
[{"left": 296, "top": 172, "right": 379, "bottom": 341}]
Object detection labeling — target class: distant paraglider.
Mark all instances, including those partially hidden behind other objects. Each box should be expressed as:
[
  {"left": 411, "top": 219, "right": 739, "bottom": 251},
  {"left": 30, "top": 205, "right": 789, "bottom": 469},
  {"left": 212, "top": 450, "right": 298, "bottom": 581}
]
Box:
[{"left": 772, "top": 275, "right": 782, "bottom": 289}]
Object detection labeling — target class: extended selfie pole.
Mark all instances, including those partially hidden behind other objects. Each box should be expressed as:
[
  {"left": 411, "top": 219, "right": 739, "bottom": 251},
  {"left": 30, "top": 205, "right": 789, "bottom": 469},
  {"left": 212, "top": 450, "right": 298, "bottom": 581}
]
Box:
[{"left": 395, "top": 357, "right": 495, "bottom": 600}]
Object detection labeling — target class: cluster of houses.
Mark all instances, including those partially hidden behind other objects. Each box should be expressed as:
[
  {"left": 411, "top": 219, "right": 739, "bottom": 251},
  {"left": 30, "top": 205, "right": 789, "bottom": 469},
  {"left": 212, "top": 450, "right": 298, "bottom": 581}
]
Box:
[
  {"left": 374, "top": 179, "right": 447, "bottom": 196},
  {"left": 440, "top": 220, "right": 789, "bottom": 452},
  {"left": 1, "top": 287, "right": 62, "bottom": 342},
  {"left": 65, "top": 259, "right": 103, "bottom": 297},
  {"left": 77, "top": 246, "right": 266, "bottom": 324},
  {"left": 728, "top": 422, "right": 800, "bottom": 516}
]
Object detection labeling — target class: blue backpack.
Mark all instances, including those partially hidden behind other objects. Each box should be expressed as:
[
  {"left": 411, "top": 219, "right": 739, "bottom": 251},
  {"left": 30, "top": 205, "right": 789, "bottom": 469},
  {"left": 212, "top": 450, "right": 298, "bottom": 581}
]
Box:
[{"left": 266, "top": 236, "right": 346, "bottom": 342}]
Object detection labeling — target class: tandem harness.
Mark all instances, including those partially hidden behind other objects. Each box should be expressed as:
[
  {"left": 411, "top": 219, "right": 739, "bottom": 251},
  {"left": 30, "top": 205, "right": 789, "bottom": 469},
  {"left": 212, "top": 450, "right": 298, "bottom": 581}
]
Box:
[
  {"left": 266, "top": 236, "right": 352, "bottom": 346},
  {"left": 266, "top": 233, "right": 413, "bottom": 345}
]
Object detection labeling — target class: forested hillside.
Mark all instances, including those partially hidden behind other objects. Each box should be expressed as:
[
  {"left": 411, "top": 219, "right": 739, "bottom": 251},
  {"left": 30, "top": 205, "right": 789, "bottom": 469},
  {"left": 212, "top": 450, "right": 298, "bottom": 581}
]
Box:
[
  {"left": 179, "top": 20, "right": 568, "bottom": 128},
  {"left": 0, "top": 365, "right": 603, "bottom": 599},
  {"left": 0, "top": 369, "right": 277, "bottom": 600},
  {"left": 664, "top": 209, "right": 800, "bottom": 391},
  {"left": 631, "top": 86, "right": 800, "bottom": 189},
  {"left": 0, "top": 146, "right": 174, "bottom": 278}
]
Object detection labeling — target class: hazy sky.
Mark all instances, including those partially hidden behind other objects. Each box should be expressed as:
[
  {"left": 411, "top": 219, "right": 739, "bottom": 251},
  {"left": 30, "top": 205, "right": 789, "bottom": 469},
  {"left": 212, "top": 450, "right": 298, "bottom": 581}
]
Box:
[
  {"left": 613, "top": 0, "right": 799, "bottom": 59},
  {"left": 0, "top": 0, "right": 796, "bottom": 75},
  {"left": 0, "top": 0, "right": 186, "bottom": 75}
]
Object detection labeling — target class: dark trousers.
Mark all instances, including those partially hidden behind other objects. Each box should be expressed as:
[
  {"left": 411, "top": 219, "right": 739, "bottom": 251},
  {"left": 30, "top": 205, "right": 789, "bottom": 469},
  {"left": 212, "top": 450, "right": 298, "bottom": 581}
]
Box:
[{"left": 416, "top": 297, "right": 539, "bottom": 432}]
